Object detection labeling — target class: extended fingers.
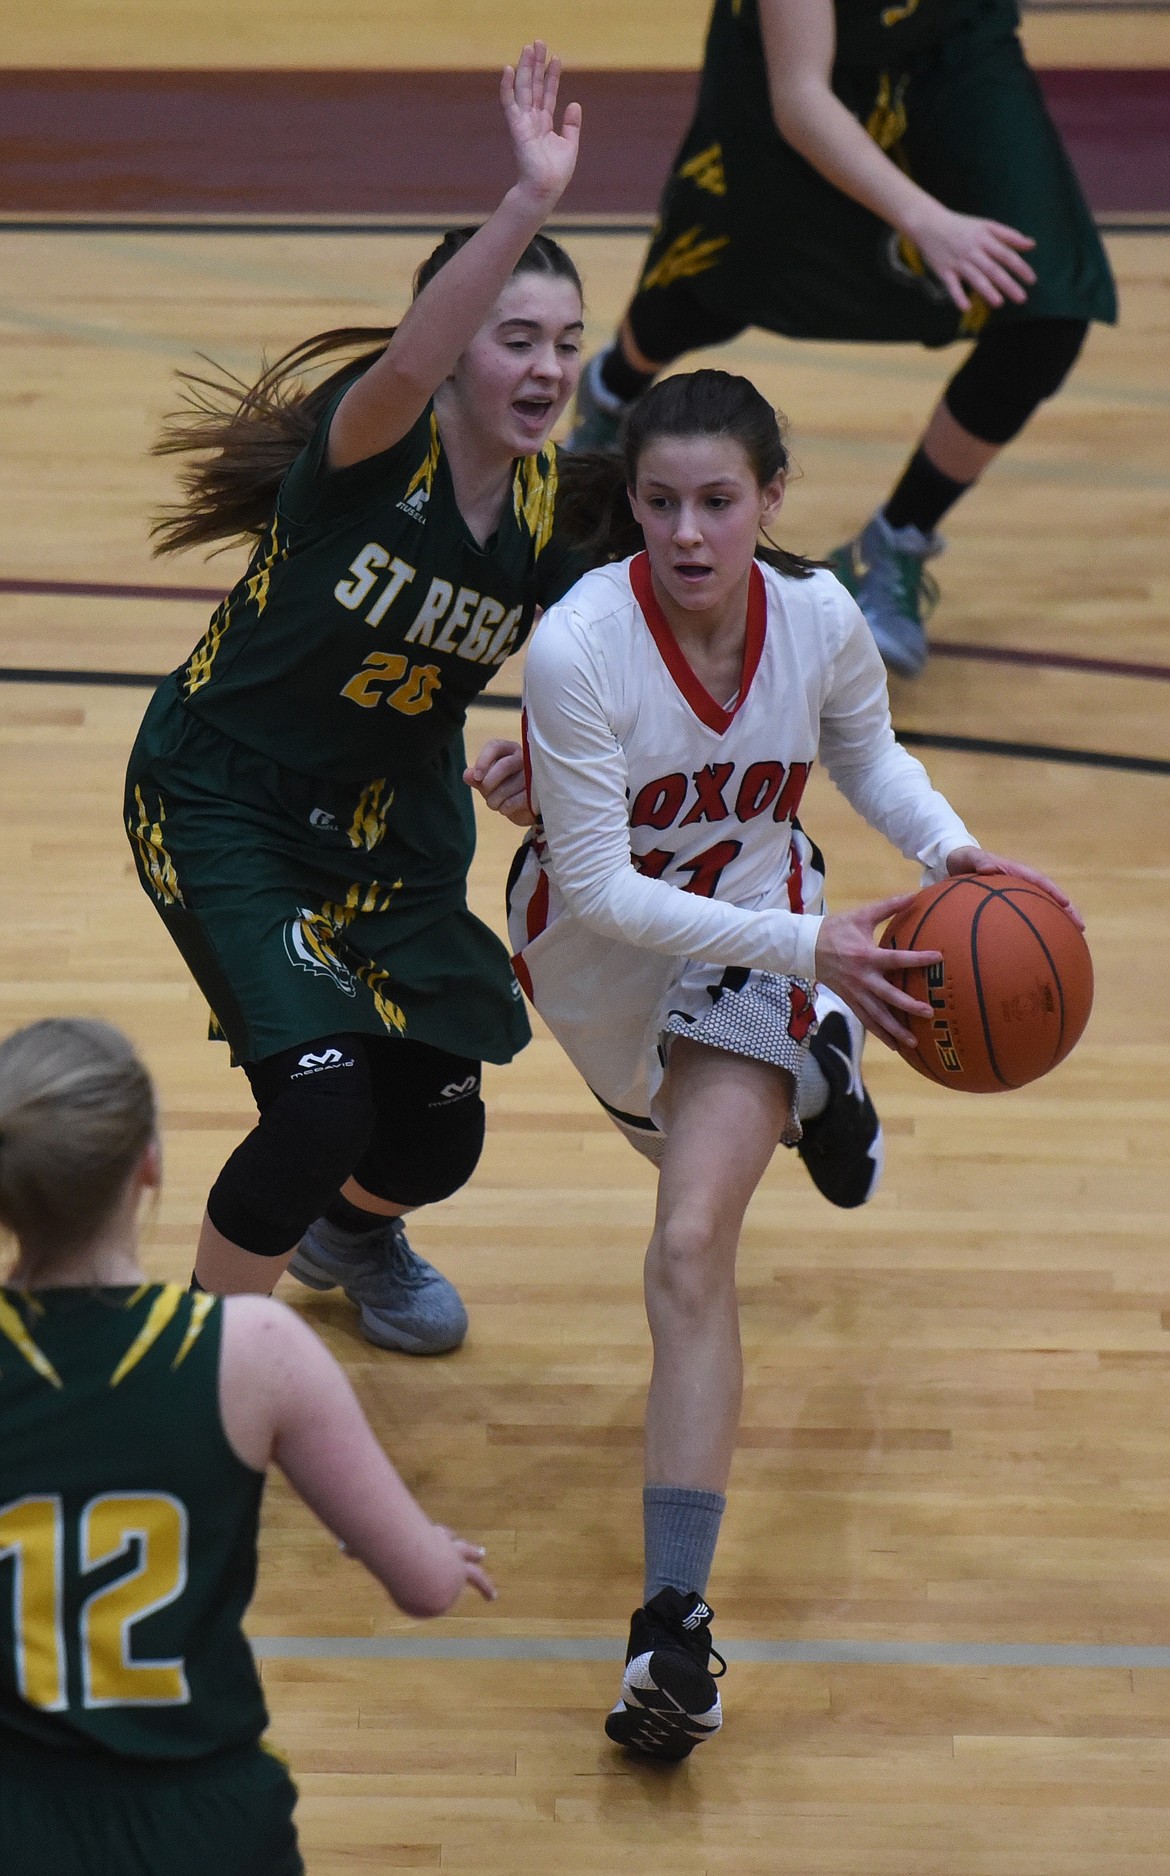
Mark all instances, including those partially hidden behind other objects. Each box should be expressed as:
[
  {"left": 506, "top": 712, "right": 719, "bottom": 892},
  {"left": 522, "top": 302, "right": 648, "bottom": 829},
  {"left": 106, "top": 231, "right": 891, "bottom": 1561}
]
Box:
[{"left": 515, "top": 42, "right": 537, "bottom": 113}]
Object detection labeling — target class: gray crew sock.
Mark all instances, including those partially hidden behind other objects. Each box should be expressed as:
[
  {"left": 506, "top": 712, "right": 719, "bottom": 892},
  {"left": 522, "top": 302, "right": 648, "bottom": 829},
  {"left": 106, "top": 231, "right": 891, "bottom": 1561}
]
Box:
[{"left": 643, "top": 1485, "right": 727, "bottom": 1604}]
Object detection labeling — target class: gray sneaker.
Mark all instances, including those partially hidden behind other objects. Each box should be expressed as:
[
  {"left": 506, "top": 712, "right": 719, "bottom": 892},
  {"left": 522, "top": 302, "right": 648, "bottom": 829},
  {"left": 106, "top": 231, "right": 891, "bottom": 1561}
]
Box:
[
  {"left": 564, "top": 349, "right": 629, "bottom": 453},
  {"left": 288, "top": 1215, "right": 468, "bottom": 1354},
  {"left": 826, "top": 510, "right": 943, "bottom": 678}
]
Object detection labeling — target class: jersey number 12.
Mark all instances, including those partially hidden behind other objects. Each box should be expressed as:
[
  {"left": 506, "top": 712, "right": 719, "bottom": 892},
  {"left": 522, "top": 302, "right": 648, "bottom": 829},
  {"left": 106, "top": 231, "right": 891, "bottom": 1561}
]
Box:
[{"left": 0, "top": 1491, "right": 190, "bottom": 1710}]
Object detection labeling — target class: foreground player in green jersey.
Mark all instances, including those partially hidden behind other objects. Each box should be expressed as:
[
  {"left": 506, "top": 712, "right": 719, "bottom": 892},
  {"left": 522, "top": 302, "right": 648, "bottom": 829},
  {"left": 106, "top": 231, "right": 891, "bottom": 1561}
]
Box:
[
  {"left": 0, "top": 1017, "right": 493, "bottom": 1875},
  {"left": 126, "top": 45, "right": 585, "bottom": 1345},
  {"left": 571, "top": 0, "right": 1115, "bottom": 676}
]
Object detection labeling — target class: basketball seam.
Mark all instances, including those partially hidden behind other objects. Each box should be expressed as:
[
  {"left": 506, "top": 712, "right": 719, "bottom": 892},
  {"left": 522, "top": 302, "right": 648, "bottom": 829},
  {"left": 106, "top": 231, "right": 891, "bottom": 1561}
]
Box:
[
  {"left": 987, "top": 892, "right": 1069, "bottom": 1069},
  {"left": 969, "top": 895, "right": 1011, "bottom": 1087}
]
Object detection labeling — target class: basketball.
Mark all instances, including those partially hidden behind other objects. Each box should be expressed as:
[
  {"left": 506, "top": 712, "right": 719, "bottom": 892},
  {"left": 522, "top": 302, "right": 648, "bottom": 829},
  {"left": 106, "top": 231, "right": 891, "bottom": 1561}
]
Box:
[{"left": 880, "top": 873, "right": 1093, "bottom": 1093}]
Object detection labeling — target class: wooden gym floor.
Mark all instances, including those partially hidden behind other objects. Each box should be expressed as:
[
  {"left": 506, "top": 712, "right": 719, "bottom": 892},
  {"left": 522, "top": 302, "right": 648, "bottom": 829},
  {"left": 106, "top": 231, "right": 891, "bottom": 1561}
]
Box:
[{"left": 2, "top": 6, "right": 1170, "bottom": 1871}]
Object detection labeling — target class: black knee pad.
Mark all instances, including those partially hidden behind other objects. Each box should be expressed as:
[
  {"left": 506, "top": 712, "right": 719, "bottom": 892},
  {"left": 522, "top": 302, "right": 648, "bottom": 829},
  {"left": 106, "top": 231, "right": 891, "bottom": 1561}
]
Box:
[
  {"left": 207, "top": 1036, "right": 376, "bottom": 1255},
  {"left": 943, "top": 317, "right": 1088, "bottom": 446},
  {"left": 350, "top": 1041, "right": 485, "bottom": 1208},
  {"left": 626, "top": 278, "right": 748, "bottom": 370}
]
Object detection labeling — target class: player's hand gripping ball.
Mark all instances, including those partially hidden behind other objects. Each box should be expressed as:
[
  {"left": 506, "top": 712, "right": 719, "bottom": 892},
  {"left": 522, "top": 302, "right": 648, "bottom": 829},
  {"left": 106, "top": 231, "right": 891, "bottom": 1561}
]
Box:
[{"left": 880, "top": 873, "right": 1093, "bottom": 1092}]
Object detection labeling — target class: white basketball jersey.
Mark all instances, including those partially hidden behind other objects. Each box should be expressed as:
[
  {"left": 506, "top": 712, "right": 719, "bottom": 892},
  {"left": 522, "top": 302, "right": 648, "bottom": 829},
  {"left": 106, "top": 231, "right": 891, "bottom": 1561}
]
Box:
[{"left": 507, "top": 552, "right": 972, "bottom": 1128}]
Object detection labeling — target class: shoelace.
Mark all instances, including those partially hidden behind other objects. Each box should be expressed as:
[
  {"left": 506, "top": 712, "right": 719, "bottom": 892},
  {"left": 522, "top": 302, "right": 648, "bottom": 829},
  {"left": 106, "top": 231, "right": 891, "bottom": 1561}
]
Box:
[{"left": 384, "top": 1217, "right": 427, "bottom": 1288}]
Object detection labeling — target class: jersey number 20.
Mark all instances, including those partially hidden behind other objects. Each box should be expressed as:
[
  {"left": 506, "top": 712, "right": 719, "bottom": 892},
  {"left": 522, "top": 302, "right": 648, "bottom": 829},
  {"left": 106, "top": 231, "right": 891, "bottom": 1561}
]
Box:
[{"left": 0, "top": 1491, "right": 190, "bottom": 1710}]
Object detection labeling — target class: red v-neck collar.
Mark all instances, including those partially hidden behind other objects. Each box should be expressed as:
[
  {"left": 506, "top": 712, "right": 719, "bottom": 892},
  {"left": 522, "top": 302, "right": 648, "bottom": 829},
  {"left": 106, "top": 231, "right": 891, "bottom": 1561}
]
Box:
[{"left": 629, "top": 551, "right": 767, "bottom": 735}]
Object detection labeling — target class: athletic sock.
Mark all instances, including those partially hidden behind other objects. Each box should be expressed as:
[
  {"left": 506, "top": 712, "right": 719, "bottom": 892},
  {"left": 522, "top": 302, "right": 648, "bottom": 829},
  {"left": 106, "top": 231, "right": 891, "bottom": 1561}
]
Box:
[
  {"left": 796, "top": 1050, "right": 830, "bottom": 1123},
  {"left": 643, "top": 1485, "right": 727, "bottom": 1603},
  {"left": 598, "top": 342, "right": 656, "bottom": 406},
  {"left": 883, "top": 448, "right": 970, "bottom": 535},
  {"left": 323, "top": 1193, "right": 387, "bottom": 1236}
]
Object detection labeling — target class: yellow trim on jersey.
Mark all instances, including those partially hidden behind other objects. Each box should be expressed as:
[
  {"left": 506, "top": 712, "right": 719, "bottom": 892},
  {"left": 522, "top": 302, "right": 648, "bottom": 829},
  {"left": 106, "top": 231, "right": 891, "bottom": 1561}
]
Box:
[
  {"left": 244, "top": 514, "right": 288, "bottom": 616},
  {"left": 513, "top": 447, "right": 558, "bottom": 560},
  {"left": 129, "top": 786, "right": 184, "bottom": 908},
  {"left": 678, "top": 142, "right": 727, "bottom": 198},
  {"left": 404, "top": 413, "right": 442, "bottom": 504},
  {"left": 171, "top": 1290, "right": 217, "bottom": 1371},
  {"left": 184, "top": 599, "right": 231, "bottom": 696},
  {"left": 641, "top": 227, "right": 731, "bottom": 292},
  {"left": 356, "top": 961, "right": 407, "bottom": 1036},
  {"left": 0, "top": 1295, "right": 63, "bottom": 1389},
  {"left": 347, "top": 777, "right": 394, "bottom": 852},
  {"left": 109, "top": 1284, "right": 184, "bottom": 1388},
  {"left": 865, "top": 73, "right": 909, "bottom": 153}
]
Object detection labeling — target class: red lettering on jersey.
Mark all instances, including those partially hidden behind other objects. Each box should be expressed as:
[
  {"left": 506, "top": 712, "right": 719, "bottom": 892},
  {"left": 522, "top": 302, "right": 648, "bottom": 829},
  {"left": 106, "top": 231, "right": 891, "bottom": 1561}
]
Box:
[
  {"left": 633, "top": 848, "right": 673, "bottom": 879},
  {"left": 631, "top": 773, "right": 688, "bottom": 829},
  {"left": 677, "top": 839, "right": 743, "bottom": 898},
  {"left": 680, "top": 762, "right": 734, "bottom": 827},
  {"left": 772, "top": 761, "right": 811, "bottom": 824},
  {"left": 787, "top": 983, "right": 815, "bottom": 1042},
  {"left": 735, "top": 761, "right": 785, "bottom": 822}
]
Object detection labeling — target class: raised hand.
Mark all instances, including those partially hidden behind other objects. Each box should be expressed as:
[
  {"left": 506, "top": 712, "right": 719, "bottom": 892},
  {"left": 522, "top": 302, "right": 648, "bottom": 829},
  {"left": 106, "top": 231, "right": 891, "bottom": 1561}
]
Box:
[
  {"left": 908, "top": 203, "right": 1037, "bottom": 313},
  {"left": 501, "top": 41, "right": 582, "bottom": 209},
  {"left": 814, "top": 892, "right": 941, "bottom": 1051}
]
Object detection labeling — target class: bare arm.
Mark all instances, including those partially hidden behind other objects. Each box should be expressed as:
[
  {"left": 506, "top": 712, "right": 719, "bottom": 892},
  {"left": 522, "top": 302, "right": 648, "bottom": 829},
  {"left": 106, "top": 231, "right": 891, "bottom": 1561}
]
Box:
[
  {"left": 758, "top": 0, "right": 1035, "bottom": 311},
  {"left": 219, "top": 1297, "right": 494, "bottom": 1616},
  {"left": 328, "top": 43, "right": 581, "bottom": 468}
]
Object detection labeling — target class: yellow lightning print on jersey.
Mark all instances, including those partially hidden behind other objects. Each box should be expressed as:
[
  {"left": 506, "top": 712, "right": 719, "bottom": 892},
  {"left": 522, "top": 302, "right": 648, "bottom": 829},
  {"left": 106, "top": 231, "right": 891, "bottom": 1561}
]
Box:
[{"left": 0, "top": 1295, "right": 62, "bottom": 1389}]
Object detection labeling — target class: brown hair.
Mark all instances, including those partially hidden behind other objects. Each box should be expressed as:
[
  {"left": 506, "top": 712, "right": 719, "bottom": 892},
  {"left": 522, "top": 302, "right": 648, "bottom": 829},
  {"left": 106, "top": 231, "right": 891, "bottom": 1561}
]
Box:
[
  {"left": 0, "top": 1020, "right": 156, "bottom": 1268},
  {"left": 557, "top": 368, "right": 820, "bottom": 579},
  {"left": 150, "top": 228, "right": 583, "bottom": 558}
]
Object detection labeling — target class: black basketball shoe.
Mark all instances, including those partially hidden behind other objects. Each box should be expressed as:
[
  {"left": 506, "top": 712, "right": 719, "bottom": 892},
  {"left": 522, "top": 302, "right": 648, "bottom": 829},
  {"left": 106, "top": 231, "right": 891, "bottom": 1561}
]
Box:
[
  {"left": 796, "top": 1004, "right": 884, "bottom": 1208},
  {"left": 604, "top": 1588, "right": 726, "bottom": 1762}
]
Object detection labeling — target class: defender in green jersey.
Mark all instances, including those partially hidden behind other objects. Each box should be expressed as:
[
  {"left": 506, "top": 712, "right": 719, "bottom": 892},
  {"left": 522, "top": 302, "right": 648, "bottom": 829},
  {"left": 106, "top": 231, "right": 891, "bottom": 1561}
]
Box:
[
  {"left": 570, "top": 0, "right": 1115, "bottom": 676},
  {"left": 0, "top": 1019, "right": 494, "bottom": 1876},
  {"left": 125, "top": 45, "right": 587, "bottom": 1344}
]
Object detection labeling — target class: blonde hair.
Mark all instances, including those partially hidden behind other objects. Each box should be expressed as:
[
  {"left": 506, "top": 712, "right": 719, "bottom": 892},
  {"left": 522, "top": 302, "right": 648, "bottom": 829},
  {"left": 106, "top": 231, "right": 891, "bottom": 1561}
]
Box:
[{"left": 0, "top": 1019, "right": 156, "bottom": 1264}]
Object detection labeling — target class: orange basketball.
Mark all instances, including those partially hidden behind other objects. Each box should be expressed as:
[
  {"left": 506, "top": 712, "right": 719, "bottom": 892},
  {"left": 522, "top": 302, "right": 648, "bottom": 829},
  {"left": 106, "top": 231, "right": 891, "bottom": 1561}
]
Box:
[{"left": 880, "top": 873, "right": 1093, "bottom": 1093}]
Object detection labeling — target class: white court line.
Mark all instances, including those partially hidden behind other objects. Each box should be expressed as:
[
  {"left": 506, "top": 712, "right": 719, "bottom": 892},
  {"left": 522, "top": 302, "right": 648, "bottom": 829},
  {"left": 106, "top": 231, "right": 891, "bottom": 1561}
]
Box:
[{"left": 251, "top": 1636, "right": 1170, "bottom": 1668}]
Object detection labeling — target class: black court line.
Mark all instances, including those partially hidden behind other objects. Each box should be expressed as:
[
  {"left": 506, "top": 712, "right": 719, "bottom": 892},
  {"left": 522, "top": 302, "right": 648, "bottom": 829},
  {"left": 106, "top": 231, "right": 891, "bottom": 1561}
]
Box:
[
  {"left": 0, "top": 215, "right": 1166, "bottom": 236},
  {"left": 6, "top": 578, "right": 1170, "bottom": 686},
  {"left": 3, "top": 664, "right": 1168, "bottom": 776}
]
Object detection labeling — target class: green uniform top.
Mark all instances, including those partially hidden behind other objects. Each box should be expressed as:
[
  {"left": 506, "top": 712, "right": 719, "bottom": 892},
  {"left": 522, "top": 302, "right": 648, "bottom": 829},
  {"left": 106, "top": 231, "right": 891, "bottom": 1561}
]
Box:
[
  {"left": 178, "top": 391, "right": 584, "bottom": 785},
  {"left": 717, "top": 0, "right": 982, "bottom": 81},
  {"left": 0, "top": 1284, "right": 268, "bottom": 1762}
]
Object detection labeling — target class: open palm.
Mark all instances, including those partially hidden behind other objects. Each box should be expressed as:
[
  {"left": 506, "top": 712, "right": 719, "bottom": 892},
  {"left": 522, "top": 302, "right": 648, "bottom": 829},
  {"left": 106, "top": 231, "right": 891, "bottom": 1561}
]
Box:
[{"left": 501, "top": 41, "right": 582, "bottom": 205}]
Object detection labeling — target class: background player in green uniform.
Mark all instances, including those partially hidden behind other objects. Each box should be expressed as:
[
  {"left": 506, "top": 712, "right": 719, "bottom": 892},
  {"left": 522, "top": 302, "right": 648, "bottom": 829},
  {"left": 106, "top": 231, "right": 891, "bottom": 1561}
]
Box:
[
  {"left": 126, "top": 45, "right": 585, "bottom": 1346},
  {"left": 0, "top": 1017, "right": 494, "bottom": 1876},
  {"left": 570, "top": 0, "right": 1116, "bottom": 676}
]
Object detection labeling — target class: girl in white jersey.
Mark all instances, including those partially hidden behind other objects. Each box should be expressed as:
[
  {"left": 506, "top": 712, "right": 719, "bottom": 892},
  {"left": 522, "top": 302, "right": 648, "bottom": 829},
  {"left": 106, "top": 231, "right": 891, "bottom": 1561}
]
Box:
[{"left": 503, "top": 370, "right": 1079, "bottom": 1763}]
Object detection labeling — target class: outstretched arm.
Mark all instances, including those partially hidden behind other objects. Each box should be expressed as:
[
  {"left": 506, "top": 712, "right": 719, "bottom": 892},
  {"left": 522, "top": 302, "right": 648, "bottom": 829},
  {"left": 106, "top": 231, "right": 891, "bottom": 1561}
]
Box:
[
  {"left": 758, "top": 0, "right": 1035, "bottom": 312},
  {"left": 328, "top": 43, "right": 581, "bottom": 468},
  {"left": 220, "top": 1297, "right": 494, "bottom": 1616}
]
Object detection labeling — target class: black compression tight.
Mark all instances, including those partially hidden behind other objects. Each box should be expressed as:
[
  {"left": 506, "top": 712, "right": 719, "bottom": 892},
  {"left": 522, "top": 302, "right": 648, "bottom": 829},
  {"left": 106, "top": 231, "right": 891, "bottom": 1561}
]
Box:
[
  {"left": 205, "top": 1035, "right": 485, "bottom": 1256},
  {"left": 625, "top": 272, "right": 1087, "bottom": 449},
  {"left": 941, "top": 318, "right": 1088, "bottom": 446}
]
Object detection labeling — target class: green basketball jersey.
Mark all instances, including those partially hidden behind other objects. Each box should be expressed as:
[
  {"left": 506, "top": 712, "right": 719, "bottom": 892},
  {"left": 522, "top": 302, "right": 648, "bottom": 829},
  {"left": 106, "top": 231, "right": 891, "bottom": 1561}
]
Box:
[
  {"left": 0, "top": 1284, "right": 268, "bottom": 1761},
  {"left": 178, "top": 394, "right": 584, "bottom": 785}
]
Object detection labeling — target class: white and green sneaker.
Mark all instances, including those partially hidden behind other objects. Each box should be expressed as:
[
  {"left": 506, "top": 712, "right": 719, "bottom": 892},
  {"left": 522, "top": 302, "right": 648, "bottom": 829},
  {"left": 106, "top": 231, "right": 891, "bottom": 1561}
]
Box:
[{"left": 827, "top": 510, "right": 943, "bottom": 678}]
